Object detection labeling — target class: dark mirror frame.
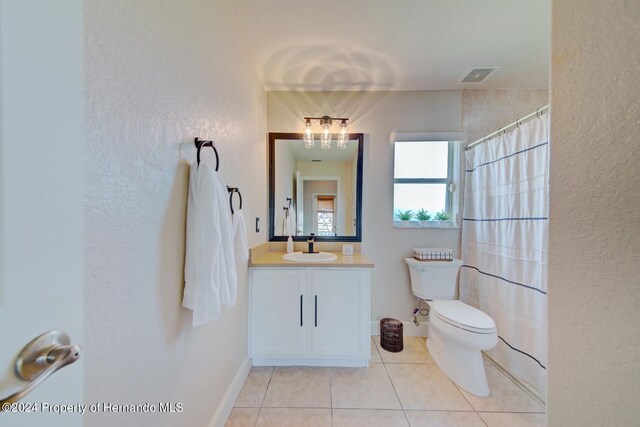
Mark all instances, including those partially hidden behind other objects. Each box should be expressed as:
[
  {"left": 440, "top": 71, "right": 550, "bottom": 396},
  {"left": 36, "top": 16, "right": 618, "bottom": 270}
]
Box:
[{"left": 268, "top": 132, "right": 364, "bottom": 242}]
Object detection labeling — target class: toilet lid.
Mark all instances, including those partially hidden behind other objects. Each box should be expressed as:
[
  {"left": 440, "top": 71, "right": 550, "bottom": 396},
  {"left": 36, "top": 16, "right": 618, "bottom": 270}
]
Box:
[{"left": 431, "top": 300, "right": 496, "bottom": 333}]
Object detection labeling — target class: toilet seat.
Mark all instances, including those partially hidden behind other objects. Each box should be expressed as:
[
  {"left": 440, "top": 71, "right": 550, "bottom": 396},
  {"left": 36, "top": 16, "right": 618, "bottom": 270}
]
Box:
[{"left": 431, "top": 300, "right": 496, "bottom": 334}]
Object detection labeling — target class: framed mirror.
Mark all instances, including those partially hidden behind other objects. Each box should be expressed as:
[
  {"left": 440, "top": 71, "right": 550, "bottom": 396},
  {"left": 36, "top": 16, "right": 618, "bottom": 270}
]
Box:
[{"left": 269, "top": 132, "right": 363, "bottom": 242}]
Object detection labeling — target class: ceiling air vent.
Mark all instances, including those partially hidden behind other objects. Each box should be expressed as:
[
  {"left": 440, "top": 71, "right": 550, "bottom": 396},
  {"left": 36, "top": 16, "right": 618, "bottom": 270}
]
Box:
[{"left": 461, "top": 68, "right": 496, "bottom": 83}]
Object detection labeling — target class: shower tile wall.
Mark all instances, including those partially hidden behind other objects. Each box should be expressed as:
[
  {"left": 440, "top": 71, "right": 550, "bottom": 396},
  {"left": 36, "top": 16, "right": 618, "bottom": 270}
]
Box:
[{"left": 462, "top": 89, "right": 549, "bottom": 144}]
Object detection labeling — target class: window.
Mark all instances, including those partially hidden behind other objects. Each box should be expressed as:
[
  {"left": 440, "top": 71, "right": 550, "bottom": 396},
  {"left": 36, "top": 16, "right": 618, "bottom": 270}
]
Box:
[{"left": 393, "top": 140, "right": 457, "bottom": 226}]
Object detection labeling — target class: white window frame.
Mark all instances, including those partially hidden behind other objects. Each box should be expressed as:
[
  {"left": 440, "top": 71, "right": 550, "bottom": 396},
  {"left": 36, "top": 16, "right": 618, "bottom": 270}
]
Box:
[{"left": 391, "top": 132, "right": 465, "bottom": 229}]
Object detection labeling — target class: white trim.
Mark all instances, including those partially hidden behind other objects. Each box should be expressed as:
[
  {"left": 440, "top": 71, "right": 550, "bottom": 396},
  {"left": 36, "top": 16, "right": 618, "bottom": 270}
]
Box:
[
  {"left": 251, "top": 357, "right": 369, "bottom": 367},
  {"left": 371, "top": 320, "right": 429, "bottom": 337},
  {"left": 207, "top": 357, "right": 251, "bottom": 427},
  {"left": 486, "top": 353, "right": 546, "bottom": 406},
  {"left": 392, "top": 220, "right": 459, "bottom": 229},
  {"left": 390, "top": 131, "right": 467, "bottom": 143}
]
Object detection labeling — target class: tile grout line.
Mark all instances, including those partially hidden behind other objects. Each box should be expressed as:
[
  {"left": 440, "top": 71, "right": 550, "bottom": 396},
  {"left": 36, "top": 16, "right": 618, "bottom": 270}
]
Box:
[
  {"left": 253, "top": 366, "right": 275, "bottom": 427},
  {"left": 259, "top": 367, "right": 274, "bottom": 408},
  {"left": 329, "top": 366, "right": 334, "bottom": 427},
  {"left": 476, "top": 407, "right": 490, "bottom": 427},
  {"left": 449, "top": 374, "right": 489, "bottom": 426},
  {"left": 240, "top": 337, "right": 545, "bottom": 426},
  {"left": 375, "top": 338, "right": 412, "bottom": 426}
]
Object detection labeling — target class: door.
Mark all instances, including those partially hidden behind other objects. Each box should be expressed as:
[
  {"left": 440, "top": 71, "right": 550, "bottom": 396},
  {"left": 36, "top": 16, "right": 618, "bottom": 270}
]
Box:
[
  {"left": 249, "top": 269, "right": 308, "bottom": 358},
  {"left": 310, "top": 269, "right": 370, "bottom": 357},
  {"left": 0, "top": 2, "right": 84, "bottom": 426}
]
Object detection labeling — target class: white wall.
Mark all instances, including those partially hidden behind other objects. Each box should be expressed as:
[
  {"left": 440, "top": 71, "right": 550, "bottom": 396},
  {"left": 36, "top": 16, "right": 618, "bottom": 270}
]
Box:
[
  {"left": 548, "top": 0, "right": 640, "bottom": 424},
  {"left": 84, "top": 1, "right": 266, "bottom": 426},
  {"left": 268, "top": 91, "right": 462, "bottom": 322},
  {"left": 274, "top": 141, "right": 296, "bottom": 235}
]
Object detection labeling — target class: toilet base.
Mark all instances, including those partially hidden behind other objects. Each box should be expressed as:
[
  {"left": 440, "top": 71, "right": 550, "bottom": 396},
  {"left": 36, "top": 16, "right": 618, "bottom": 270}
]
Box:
[{"left": 427, "top": 316, "right": 493, "bottom": 397}]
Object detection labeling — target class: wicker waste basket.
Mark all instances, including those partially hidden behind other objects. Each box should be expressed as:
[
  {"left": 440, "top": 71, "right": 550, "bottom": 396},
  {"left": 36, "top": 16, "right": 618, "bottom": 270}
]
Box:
[{"left": 379, "top": 318, "right": 403, "bottom": 352}]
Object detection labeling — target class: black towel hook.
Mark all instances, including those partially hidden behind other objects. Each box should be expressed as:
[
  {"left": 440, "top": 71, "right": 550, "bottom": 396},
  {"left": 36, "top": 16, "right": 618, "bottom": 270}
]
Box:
[
  {"left": 227, "top": 187, "right": 242, "bottom": 214},
  {"left": 194, "top": 137, "right": 219, "bottom": 171}
]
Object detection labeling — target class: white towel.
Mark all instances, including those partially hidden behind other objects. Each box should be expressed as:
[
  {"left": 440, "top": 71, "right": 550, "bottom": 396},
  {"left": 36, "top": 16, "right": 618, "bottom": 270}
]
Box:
[
  {"left": 213, "top": 171, "right": 237, "bottom": 307},
  {"left": 183, "top": 161, "right": 221, "bottom": 326},
  {"left": 283, "top": 204, "right": 296, "bottom": 236},
  {"left": 233, "top": 210, "right": 249, "bottom": 263},
  {"left": 183, "top": 161, "right": 237, "bottom": 327}
]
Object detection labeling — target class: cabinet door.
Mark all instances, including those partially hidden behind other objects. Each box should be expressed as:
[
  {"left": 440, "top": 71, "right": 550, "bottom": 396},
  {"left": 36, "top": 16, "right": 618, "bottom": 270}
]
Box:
[
  {"left": 250, "top": 269, "right": 307, "bottom": 357},
  {"left": 310, "top": 269, "right": 370, "bottom": 357}
]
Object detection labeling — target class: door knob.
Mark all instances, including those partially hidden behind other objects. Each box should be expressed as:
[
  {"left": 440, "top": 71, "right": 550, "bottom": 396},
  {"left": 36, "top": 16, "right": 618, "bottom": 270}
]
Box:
[{"left": 0, "top": 331, "right": 81, "bottom": 405}]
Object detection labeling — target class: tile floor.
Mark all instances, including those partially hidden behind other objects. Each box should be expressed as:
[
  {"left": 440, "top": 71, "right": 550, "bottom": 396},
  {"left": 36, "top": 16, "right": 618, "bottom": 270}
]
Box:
[{"left": 226, "top": 336, "right": 545, "bottom": 427}]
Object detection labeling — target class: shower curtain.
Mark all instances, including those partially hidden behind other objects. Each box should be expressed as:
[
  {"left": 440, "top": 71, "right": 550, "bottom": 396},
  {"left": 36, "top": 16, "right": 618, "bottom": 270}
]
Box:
[{"left": 461, "top": 115, "right": 548, "bottom": 398}]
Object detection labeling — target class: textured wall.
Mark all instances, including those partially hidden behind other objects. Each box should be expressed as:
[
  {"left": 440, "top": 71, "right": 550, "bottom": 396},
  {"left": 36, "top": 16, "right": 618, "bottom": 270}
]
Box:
[
  {"left": 548, "top": 0, "right": 640, "bottom": 424},
  {"left": 462, "top": 90, "right": 549, "bottom": 144},
  {"left": 84, "top": 1, "right": 266, "bottom": 426}
]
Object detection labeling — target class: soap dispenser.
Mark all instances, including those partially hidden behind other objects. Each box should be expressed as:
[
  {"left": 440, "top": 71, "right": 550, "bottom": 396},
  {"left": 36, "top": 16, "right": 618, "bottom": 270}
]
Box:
[{"left": 286, "top": 236, "right": 294, "bottom": 253}]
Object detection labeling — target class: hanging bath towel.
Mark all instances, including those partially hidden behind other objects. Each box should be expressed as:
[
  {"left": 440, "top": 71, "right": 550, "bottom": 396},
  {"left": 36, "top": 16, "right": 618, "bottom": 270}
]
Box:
[
  {"left": 183, "top": 161, "right": 222, "bottom": 326},
  {"left": 183, "top": 161, "right": 237, "bottom": 326},
  {"left": 283, "top": 203, "right": 297, "bottom": 236},
  {"left": 212, "top": 171, "right": 237, "bottom": 308},
  {"left": 233, "top": 210, "right": 249, "bottom": 263}
]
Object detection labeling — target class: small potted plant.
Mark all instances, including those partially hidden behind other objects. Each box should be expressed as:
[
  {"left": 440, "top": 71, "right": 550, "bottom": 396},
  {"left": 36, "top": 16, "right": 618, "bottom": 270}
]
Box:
[
  {"left": 416, "top": 208, "right": 432, "bottom": 226},
  {"left": 435, "top": 210, "right": 450, "bottom": 226},
  {"left": 395, "top": 209, "right": 414, "bottom": 226}
]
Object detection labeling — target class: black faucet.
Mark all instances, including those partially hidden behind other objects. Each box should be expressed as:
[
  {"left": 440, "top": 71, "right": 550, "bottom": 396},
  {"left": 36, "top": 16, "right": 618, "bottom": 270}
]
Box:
[{"left": 305, "top": 233, "right": 318, "bottom": 254}]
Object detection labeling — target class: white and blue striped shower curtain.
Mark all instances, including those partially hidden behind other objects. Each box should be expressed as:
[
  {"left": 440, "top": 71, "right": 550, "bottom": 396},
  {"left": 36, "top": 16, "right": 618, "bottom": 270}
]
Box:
[{"left": 461, "top": 116, "right": 548, "bottom": 398}]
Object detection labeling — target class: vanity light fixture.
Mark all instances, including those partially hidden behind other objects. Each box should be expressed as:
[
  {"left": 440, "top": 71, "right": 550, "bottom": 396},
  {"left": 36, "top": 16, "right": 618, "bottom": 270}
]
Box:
[
  {"left": 304, "top": 118, "right": 314, "bottom": 149},
  {"left": 302, "top": 116, "right": 349, "bottom": 149},
  {"left": 337, "top": 119, "right": 349, "bottom": 149},
  {"left": 320, "top": 116, "right": 332, "bottom": 149}
]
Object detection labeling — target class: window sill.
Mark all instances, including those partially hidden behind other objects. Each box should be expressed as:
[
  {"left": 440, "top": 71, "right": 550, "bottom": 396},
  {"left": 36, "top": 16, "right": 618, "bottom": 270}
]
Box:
[{"left": 393, "top": 221, "right": 459, "bottom": 229}]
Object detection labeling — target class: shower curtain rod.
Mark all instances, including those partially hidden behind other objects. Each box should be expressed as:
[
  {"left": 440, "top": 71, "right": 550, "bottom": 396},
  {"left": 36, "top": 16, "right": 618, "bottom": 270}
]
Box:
[{"left": 466, "top": 104, "right": 549, "bottom": 151}]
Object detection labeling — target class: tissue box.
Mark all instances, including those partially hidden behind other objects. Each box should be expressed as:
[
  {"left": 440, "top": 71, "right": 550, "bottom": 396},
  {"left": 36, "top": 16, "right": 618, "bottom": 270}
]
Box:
[{"left": 413, "top": 248, "right": 453, "bottom": 261}]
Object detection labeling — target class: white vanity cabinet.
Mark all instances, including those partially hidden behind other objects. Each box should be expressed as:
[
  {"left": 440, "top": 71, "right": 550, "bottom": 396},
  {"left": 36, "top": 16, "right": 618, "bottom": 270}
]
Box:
[{"left": 249, "top": 267, "right": 371, "bottom": 367}]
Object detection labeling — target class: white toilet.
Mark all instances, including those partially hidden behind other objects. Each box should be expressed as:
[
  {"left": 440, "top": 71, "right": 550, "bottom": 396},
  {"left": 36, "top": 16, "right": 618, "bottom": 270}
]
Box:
[{"left": 405, "top": 257, "right": 498, "bottom": 397}]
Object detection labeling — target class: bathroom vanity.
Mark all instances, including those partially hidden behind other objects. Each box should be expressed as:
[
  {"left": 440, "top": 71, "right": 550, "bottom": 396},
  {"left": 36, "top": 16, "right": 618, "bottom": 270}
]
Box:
[{"left": 248, "top": 245, "right": 373, "bottom": 367}]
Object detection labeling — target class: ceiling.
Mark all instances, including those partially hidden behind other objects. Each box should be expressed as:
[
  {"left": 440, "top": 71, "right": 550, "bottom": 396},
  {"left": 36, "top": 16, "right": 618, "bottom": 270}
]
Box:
[{"left": 230, "top": 0, "right": 550, "bottom": 91}]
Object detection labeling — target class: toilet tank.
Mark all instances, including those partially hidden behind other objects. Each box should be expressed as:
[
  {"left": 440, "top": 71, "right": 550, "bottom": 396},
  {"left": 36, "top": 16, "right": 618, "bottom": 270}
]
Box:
[{"left": 405, "top": 258, "right": 463, "bottom": 300}]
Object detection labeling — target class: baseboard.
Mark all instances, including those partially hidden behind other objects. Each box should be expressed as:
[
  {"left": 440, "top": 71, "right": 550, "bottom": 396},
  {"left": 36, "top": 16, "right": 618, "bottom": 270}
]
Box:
[
  {"left": 486, "top": 353, "right": 546, "bottom": 406},
  {"left": 371, "top": 320, "right": 428, "bottom": 337},
  {"left": 208, "top": 357, "right": 251, "bottom": 427},
  {"left": 252, "top": 357, "right": 369, "bottom": 367}
]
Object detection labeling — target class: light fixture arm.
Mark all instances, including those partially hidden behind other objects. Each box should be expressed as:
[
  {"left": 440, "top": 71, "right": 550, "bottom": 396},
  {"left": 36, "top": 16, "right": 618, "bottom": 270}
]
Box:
[{"left": 303, "top": 116, "right": 349, "bottom": 122}]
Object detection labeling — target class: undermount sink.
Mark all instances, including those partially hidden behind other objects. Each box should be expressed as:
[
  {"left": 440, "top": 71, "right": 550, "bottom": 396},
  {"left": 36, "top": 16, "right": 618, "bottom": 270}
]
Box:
[{"left": 282, "top": 251, "right": 338, "bottom": 263}]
